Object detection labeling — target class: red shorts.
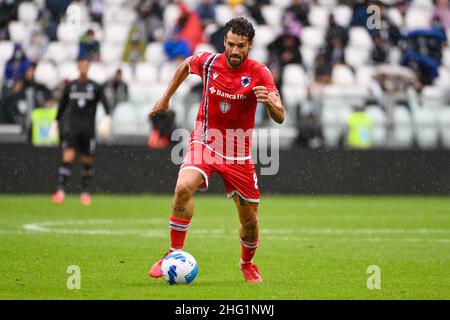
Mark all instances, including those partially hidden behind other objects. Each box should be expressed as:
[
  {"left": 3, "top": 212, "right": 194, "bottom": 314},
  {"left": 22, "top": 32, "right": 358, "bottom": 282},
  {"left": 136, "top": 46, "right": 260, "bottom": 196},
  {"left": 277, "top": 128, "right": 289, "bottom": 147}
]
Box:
[{"left": 180, "top": 142, "right": 260, "bottom": 203}]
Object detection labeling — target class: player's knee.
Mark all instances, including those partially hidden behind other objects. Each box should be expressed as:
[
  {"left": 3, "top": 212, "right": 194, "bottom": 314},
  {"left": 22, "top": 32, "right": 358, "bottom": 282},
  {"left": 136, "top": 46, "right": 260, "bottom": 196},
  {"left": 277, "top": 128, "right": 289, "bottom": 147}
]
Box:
[
  {"left": 174, "top": 180, "right": 196, "bottom": 200},
  {"left": 241, "top": 217, "right": 259, "bottom": 232}
]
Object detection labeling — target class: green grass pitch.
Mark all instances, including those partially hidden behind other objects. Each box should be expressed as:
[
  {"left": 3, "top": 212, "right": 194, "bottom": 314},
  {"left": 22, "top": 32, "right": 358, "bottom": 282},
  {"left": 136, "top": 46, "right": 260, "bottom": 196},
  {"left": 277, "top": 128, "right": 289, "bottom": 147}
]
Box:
[{"left": 0, "top": 194, "right": 449, "bottom": 300}]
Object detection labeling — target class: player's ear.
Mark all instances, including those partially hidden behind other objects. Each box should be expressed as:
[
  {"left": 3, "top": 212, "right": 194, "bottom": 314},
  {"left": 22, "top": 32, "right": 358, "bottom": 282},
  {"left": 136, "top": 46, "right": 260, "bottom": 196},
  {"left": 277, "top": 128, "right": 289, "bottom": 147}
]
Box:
[{"left": 249, "top": 40, "right": 253, "bottom": 50}]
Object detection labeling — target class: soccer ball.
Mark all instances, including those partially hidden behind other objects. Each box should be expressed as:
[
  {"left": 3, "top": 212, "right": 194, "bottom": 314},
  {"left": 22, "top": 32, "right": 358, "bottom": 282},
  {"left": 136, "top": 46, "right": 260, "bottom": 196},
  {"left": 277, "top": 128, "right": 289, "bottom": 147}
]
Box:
[{"left": 161, "top": 251, "right": 198, "bottom": 285}]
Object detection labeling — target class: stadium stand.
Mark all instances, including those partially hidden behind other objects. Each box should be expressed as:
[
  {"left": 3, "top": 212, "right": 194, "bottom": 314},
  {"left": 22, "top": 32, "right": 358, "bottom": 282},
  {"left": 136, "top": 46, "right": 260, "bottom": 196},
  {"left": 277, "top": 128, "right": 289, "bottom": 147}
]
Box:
[{"left": 1, "top": 0, "right": 450, "bottom": 150}]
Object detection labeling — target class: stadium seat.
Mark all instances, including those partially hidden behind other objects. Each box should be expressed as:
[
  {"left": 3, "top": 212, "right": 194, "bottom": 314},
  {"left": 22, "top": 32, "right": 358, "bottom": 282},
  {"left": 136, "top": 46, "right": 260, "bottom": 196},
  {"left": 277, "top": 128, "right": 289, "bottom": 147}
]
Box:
[
  {"left": 8, "top": 21, "right": 27, "bottom": 43},
  {"left": 271, "top": 0, "right": 291, "bottom": 9},
  {"left": 57, "top": 23, "right": 82, "bottom": 44},
  {"left": 355, "top": 65, "right": 376, "bottom": 88},
  {"left": 434, "top": 66, "right": 450, "bottom": 89},
  {"left": 334, "top": 5, "right": 352, "bottom": 28},
  {"left": 159, "top": 62, "right": 177, "bottom": 84},
  {"left": 249, "top": 47, "right": 269, "bottom": 64},
  {"left": 164, "top": 4, "right": 181, "bottom": 29},
  {"left": 318, "top": 0, "right": 337, "bottom": 8},
  {"left": 43, "top": 42, "right": 70, "bottom": 64},
  {"left": 345, "top": 46, "right": 370, "bottom": 68},
  {"left": 308, "top": 6, "right": 330, "bottom": 29},
  {"left": 442, "top": 48, "right": 450, "bottom": 68},
  {"left": 387, "top": 7, "right": 403, "bottom": 28},
  {"left": 35, "top": 61, "right": 59, "bottom": 90},
  {"left": 112, "top": 102, "right": 141, "bottom": 135},
  {"left": 215, "top": 4, "right": 234, "bottom": 27},
  {"left": 321, "top": 104, "right": 349, "bottom": 148},
  {"left": 349, "top": 27, "right": 373, "bottom": 49},
  {"left": 437, "top": 107, "right": 450, "bottom": 148},
  {"left": 18, "top": 2, "right": 38, "bottom": 24},
  {"left": 253, "top": 25, "right": 277, "bottom": 48},
  {"left": 58, "top": 62, "right": 79, "bottom": 82},
  {"left": 135, "top": 63, "right": 159, "bottom": 83},
  {"left": 104, "top": 24, "right": 129, "bottom": 45},
  {"left": 145, "top": 42, "right": 168, "bottom": 66},
  {"left": 193, "top": 43, "right": 216, "bottom": 55},
  {"left": 405, "top": 8, "right": 432, "bottom": 30},
  {"left": 392, "top": 105, "right": 414, "bottom": 148},
  {"left": 0, "top": 61, "right": 5, "bottom": 86},
  {"left": 301, "top": 27, "right": 325, "bottom": 49},
  {"left": 365, "top": 106, "right": 387, "bottom": 147},
  {"left": 101, "top": 42, "right": 124, "bottom": 64},
  {"left": 0, "top": 41, "right": 14, "bottom": 62},
  {"left": 332, "top": 64, "right": 355, "bottom": 86},
  {"left": 282, "top": 64, "right": 307, "bottom": 87},
  {"left": 421, "top": 86, "right": 445, "bottom": 112},
  {"left": 261, "top": 5, "right": 282, "bottom": 28},
  {"left": 412, "top": 0, "right": 434, "bottom": 8},
  {"left": 105, "top": 63, "right": 133, "bottom": 83},
  {"left": 88, "top": 62, "right": 108, "bottom": 84},
  {"left": 412, "top": 108, "right": 438, "bottom": 149},
  {"left": 300, "top": 46, "right": 317, "bottom": 70}
]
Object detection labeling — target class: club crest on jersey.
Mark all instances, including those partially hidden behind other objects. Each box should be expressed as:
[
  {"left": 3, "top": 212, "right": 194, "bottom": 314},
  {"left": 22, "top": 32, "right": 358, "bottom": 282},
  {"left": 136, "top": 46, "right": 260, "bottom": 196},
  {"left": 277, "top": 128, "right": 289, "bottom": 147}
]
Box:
[
  {"left": 219, "top": 101, "right": 231, "bottom": 113},
  {"left": 241, "top": 76, "right": 251, "bottom": 88}
]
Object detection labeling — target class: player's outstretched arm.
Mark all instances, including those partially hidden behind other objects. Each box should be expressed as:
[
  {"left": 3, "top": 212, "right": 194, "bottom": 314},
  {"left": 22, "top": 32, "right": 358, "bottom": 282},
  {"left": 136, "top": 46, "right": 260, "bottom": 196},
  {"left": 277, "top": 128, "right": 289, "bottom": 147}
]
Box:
[
  {"left": 253, "top": 86, "right": 285, "bottom": 124},
  {"left": 149, "top": 58, "right": 190, "bottom": 118}
]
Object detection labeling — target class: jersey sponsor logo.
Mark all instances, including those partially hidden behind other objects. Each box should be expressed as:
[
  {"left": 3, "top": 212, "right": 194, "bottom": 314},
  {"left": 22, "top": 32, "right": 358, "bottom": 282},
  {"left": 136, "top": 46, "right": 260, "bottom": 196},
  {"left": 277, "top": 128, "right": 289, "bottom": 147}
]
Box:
[
  {"left": 241, "top": 76, "right": 251, "bottom": 88},
  {"left": 219, "top": 101, "right": 231, "bottom": 113},
  {"left": 213, "top": 72, "right": 219, "bottom": 80},
  {"left": 208, "top": 86, "right": 247, "bottom": 100}
]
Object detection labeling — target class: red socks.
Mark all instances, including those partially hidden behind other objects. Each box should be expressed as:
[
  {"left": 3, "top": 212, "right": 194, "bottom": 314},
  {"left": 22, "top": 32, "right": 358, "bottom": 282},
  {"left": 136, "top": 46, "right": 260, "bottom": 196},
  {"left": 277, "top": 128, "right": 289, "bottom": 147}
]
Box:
[
  {"left": 240, "top": 238, "right": 259, "bottom": 264},
  {"left": 169, "top": 215, "right": 191, "bottom": 251}
]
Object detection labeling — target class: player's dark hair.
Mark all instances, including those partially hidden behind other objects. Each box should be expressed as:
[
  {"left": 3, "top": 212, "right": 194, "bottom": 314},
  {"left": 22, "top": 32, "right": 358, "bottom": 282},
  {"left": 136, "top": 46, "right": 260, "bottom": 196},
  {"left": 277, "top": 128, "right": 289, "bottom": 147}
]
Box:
[{"left": 224, "top": 17, "right": 255, "bottom": 42}]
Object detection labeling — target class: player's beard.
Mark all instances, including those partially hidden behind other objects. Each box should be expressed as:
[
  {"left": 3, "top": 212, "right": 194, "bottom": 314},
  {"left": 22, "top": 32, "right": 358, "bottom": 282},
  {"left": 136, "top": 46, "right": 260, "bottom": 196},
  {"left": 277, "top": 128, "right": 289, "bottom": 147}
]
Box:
[{"left": 227, "top": 52, "right": 248, "bottom": 68}]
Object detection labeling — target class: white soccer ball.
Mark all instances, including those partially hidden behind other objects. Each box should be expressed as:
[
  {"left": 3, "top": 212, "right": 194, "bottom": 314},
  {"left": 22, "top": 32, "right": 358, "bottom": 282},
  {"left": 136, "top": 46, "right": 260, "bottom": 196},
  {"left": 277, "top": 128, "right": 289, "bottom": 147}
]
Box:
[{"left": 161, "top": 251, "right": 199, "bottom": 285}]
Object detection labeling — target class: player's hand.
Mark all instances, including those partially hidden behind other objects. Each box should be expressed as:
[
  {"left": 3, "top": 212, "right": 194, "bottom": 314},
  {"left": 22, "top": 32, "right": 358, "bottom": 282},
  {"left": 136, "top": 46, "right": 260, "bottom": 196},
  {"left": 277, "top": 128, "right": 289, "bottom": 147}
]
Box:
[
  {"left": 253, "top": 86, "right": 270, "bottom": 104},
  {"left": 98, "top": 115, "right": 112, "bottom": 139},
  {"left": 149, "top": 98, "right": 170, "bottom": 118}
]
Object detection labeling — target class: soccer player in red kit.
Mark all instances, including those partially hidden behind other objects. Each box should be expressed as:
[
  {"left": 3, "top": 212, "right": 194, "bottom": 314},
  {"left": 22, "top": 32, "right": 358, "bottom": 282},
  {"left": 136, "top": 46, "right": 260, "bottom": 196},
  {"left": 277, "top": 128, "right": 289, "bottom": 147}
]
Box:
[{"left": 148, "top": 17, "right": 285, "bottom": 282}]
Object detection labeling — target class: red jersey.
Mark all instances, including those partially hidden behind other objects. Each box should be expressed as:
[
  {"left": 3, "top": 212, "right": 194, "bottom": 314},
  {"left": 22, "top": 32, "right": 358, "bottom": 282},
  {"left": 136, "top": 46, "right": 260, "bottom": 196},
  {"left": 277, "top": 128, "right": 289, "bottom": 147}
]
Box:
[{"left": 188, "top": 52, "right": 279, "bottom": 159}]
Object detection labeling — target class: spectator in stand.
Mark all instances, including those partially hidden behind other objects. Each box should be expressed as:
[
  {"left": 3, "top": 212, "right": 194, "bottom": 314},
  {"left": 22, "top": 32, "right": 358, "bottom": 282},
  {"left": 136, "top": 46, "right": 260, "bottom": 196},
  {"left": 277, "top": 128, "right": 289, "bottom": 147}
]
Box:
[
  {"left": 314, "top": 51, "right": 332, "bottom": 85},
  {"left": 0, "top": 0, "right": 21, "bottom": 40},
  {"left": 244, "top": 0, "right": 267, "bottom": 25},
  {"left": 295, "top": 112, "right": 324, "bottom": 149},
  {"left": 3, "top": 44, "right": 32, "bottom": 90},
  {"left": 78, "top": 29, "right": 100, "bottom": 62},
  {"left": 104, "top": 69, "right": 129, "bottom": 113},
  {"left": 371, "top": 33, "right": 388, "bottom": 64},
  {"left": 123, "top": 25, "right": 146, "bottom": 75},
  {"left": 284, "top": 0, "right": 310, "bottom": 28},
  {"left": 197, "top": 0, "right": 217, "bottom": 27},
  {"left": 135, "top": 0, "right": 164, "bottom": 42},
  {"left": 325, "top": 34, "right": 346, "bottom": 66},
  {"left": 88, "top": 0, "right": 104, "bottom": 26},
  {"left": 23, "top": 27, "right": 49, "bottom": 64},
  {"left": 268, "top": 31, "right": 303, "bottom": 69},
  {"left": 164, "top": 3, "right": 204, "bottom": 60},
  {"left": 325, "top": 14, "right": 348, "bottom": 47},
  {"left": 431, "top": 0, "right": 450, "bottom": 30},
  {"left": 44, "top": 0, "right": 70, "bottom": 41}
]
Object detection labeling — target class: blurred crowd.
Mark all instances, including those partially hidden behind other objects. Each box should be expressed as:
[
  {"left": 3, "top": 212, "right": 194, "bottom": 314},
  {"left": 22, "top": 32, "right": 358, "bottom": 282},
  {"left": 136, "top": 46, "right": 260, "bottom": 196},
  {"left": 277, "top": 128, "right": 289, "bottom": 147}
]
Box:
[{"left": 0, "top": 0, "right": 449, "bottom": 149}]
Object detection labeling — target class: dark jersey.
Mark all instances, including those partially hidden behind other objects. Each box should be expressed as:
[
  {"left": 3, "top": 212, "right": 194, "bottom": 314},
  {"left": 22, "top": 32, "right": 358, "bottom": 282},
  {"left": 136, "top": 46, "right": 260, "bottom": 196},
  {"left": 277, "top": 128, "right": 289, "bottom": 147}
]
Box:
[{"left": 56, "top": 79, "right": 110, "bottom": 133}]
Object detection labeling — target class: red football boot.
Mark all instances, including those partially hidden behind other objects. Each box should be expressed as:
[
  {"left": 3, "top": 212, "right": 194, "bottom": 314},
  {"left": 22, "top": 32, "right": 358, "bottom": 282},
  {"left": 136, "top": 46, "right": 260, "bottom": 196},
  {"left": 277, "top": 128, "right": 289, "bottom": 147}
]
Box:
[
  {"left": 148, "top": 251, "right": 172, "bottom": 278},
  {"left": 240, "top": 263, "right": 263, "bottom": 283},
  {"left": 52, "top": 190, "right": 65, "bottom": 204},
  {"left": 80, "top": 192, "right": 91, "bottom": 206}
]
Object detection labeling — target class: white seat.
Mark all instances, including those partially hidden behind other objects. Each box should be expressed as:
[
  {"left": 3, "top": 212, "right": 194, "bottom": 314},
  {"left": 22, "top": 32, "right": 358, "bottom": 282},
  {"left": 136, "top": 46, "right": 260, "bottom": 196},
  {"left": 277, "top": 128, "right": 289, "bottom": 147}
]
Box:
[
  {"left": 387, "top": 7, "right": 403, "bottom": 28},
  {"left": 35, "top": 62, "right": 59, "bottom": 89},
  {"left": 437, "top": 107, "right": 450, "bottom": 148},
  {"left": 349, "top": 27, "right": 373, "bottom": 49},
  {"left": 164, "top": 4, "right": 181, "bottom": 29},
  {"left": 345, "top": 46, "right": 370, "bottom": 68},
  {"left": 434, "top": 66, "right": 450, "bottom": 88},
  {"left": 334, "top": 5, "right": 352, "bottom": 28},
  {"left": 405, "top": 8, "right": 432, "bottom": 30},
  {"left": 0, "top": 61, "right": 4, "bottom": 86},
  {"left": 193, "top": 43, "right": 216, "bottom": 55},
  {"left": 282, "top": 64, "right": 306, "bottom": 87},
  {"left": 215, "top": 4, "right": 234, "bottom": 27},
  {"left": 271, "top": 0, "right": 291, "bottom": 9},
  {"left": 301, "top": 27, "right": 325, "bottom": 48},
  {"left": 365, "top": 106, "right": 387, "bottom": 147},
  {"left": 43, "top": 42, "right": 70, "bottom": 64},
  {"left": 261, "top": 5, "right": 282, "bottom": 28},
  {"left": 300, "top": 46, "right": 317, "bottom": 70},
  {"left": 321, "top": 104, "right": 348, "bottom": 147},
  {"left": 135, "top": 63, "right": 158, "bottom": 83},
  {"left": 317, "top": 0, "right": 337, "bottom": 7},
  {"left": 0, "top": 41, "right": 14, "bottom": 62},
  {"left": 442, "top": 48, "right": 450, "bottom": 68},
  {"left": 249, "top": 47, "right": 268, "bottom": 64},
  {"left": 112, "top": 102, "right": 141, "bottom": 135},
  {"left": 8, "top": 21, "right": 27, "bottom": 43},
  {"left": 101, "top": 42, "right": 124, "bottom": 64},
  {"left": 88, "top": 62, "right": 108, "bottom": 84},
  {"left": 356, "top": 65, "right": 376, "bottom": 88},
  {"left": 253, "top": 25, "right": 277, "bottom": 48},
  {"left": 58, "top": 62, "right": 79, "bottom": 82},
  {"left": 145, "top": 42, "right": 168, "bottom": 65},
  {"left": 332, "top": 64, "right": 355, "bottom": 86},
  {"left": 421, "top": 85, "right": 444, "bottom": 112},
  {"left": 159, "top": 62, "right": 178, "bottom": 83},
  {"left": 57, "top": 23, "right": 82, "bottom": 44},
  {"left": 412, "top": 108, "right": 438, "bottom": 149},
  {"left": 129, "top": 82, "right": 166, "bottom": 103},
  {"left": 412, "top": 0, "right": 434, "bottom": 8},
  {"left": 104, "top": 24, "right": 130, "bottom": 45},
  {"left": 18, "top": 2, "right": 38, "bottom": 24},
  {"left": 392, "top": 105, "right": 414, "bottom": 148},
  {"left": 308, "top": 6, "right": 330, "bottom": 29}
]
